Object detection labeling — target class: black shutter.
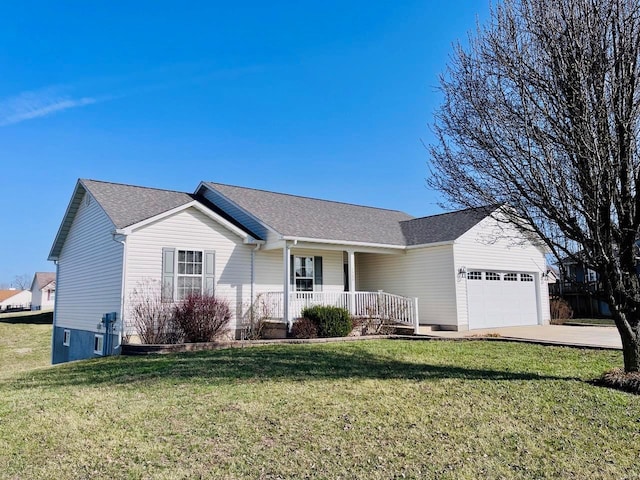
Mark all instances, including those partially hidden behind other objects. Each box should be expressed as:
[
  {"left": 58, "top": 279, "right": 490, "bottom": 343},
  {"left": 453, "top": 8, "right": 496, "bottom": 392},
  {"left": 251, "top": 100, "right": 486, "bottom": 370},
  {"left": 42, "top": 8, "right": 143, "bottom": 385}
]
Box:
[{"left": 314, "top": 256, "right": 323, "bottom": 291}]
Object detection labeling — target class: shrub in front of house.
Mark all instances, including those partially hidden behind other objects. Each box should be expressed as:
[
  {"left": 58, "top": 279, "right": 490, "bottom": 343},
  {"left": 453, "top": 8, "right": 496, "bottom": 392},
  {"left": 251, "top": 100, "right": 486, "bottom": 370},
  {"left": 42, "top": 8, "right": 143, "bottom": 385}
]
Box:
[
  {"left": 290, "top": 317, "right": 318, "bottom": 339},
  {"left": 301, "top": 305, "right": 352, "bottom": 338},
  {"left": 550, "top": 296, "right": 573, "bottom": 323},
  {"left": 172, "top": 293, "right": 231, "bottom": 342},
  {"left": 129, "top": 279, "right": 181, "bottom": 344}
]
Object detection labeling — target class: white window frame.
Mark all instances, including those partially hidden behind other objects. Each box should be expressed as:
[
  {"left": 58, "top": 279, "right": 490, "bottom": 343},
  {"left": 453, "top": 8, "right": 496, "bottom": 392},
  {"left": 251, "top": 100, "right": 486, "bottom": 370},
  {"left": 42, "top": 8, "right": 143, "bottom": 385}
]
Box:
[
  {"left": 94, "top": 334, "right": 104, "bottom": 355},
  {"left": 520, "top": 273, "right": 534, "bottom": 282},
  {"left": 63, "top": 329, "right": 70, "bottom": 346},
  {"left": 176, "top": 249, "right": 204, "bottom": 300},
  {"left": 293, "top": 256, "right": 315, "bottom": 292},
  {"left": 485, "top": 272, "right": 501, "bottom": 281},
  {"left": 467, "top": 271, "right": 482, "bottom": 280},
  {"left": 504, "top": 273, "right": 518, "bottom": 282}
]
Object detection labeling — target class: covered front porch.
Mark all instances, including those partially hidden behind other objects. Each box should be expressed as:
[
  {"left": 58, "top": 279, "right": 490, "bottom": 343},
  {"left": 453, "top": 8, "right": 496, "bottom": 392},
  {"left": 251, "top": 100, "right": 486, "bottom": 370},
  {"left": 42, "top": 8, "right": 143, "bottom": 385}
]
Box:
[
  {"left": 250, "top": 240, "right": 419, "bottom": 332},
  {"left": 255, "top": 290, "right": 419, "bottom": 332}
]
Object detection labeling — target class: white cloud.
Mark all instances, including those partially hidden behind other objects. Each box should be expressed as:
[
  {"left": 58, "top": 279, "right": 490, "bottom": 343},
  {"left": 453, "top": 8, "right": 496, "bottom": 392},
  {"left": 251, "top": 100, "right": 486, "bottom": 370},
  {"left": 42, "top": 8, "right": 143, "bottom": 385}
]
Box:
[{"left": 0, "top": 88, "right": 99, "bottom": 126}]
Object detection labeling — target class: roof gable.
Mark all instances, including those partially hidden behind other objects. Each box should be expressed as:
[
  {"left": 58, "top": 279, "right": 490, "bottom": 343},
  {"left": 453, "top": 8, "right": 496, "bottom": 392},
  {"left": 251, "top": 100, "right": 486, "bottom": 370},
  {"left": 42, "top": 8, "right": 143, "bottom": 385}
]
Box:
[
  {"left": 400, "top": 206, "right": 496, "bottom": 246},
  {"left": 82, "top": 179, "right": 195, "bottom": 229},
  {"left": 203, "top": 182, "right": 414, "bottom": 246},
  {"left": 50, "top": 179, "right": 262, "bottom": 260},
  {"left": 32, "top": 272, "right": 56, "bottom": 291}
]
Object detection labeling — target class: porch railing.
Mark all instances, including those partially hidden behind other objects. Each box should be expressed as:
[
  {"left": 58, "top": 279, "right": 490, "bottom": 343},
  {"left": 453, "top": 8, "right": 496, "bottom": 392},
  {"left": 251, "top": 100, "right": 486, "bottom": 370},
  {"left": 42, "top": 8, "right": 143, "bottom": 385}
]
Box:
[{"left": 254, "top": 291, "right": 419, "bottom": 332}]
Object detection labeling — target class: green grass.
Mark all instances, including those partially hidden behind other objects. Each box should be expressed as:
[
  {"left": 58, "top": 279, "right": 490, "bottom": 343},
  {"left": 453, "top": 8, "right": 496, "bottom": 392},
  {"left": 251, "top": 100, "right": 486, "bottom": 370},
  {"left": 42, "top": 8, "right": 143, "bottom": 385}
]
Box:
[
  {"left": 1, "top": 326, "right": 638, "bottom": 479},
  {"left": 0, "top": 321, "right": 51, "bottom": 379},
  {"left": 566, "top": 318, "right": 616, "bottom": 326}
]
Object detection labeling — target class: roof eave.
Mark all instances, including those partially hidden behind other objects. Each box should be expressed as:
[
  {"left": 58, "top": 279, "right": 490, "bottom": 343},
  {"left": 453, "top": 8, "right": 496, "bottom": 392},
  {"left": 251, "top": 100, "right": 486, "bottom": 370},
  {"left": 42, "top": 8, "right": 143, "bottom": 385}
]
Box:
[
  {"left": 48, "top": 180, "right": 86, "bottom": 261},
  {"left": 280, "top": 235, "right": 406, "bottom": 250},
  {"left": 405, "top": 240, "right": 456, "bottom": 250}
]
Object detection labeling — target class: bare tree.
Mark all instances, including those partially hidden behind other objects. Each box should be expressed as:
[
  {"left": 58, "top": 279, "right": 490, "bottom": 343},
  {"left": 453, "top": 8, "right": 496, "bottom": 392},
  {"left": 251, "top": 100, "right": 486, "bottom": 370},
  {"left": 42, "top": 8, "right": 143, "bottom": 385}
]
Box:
[
  {"left": 429, "top": 0, "right": 640, "bottom": 371},
  {"left": 12, "top": 274, "right": 31, "bottom": 290}
]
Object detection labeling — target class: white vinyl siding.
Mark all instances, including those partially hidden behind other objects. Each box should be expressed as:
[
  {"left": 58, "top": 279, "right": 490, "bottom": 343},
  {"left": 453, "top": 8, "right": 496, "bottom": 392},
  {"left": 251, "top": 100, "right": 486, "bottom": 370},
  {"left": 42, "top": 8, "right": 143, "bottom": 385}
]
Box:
[
  {"left": 55, "top": 191, "right": 123, "bottom": 332},
  {"left": 30, "top": 285, "right": 55, "bottom": 310},
  {"left": 124, "top": 207, "right": 252, "bottom": 333},
  {"left": 356, "top": 246, "right": 457, "bottom": 327},
  {"left": 30, "top": 286, "right": 43, "bottom": 310},
  {"left": 253, "top": 248, "right": 344, "bottom": 296},
  {"left": 454, "top": 216, "right": 551, "bottom": 329}
]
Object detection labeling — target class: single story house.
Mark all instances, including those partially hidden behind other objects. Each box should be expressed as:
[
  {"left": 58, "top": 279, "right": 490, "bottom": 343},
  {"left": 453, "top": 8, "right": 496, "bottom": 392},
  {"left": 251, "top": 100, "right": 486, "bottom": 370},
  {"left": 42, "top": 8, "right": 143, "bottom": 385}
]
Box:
[
  {"left": 48, "top": 179, "right": 551, "bottom": 364},
  {"left": 0, "top": 289, "right": 32, "bottom": 312},
  {"left": 30, "top": 272, "right": 56, "bottom": 311}
]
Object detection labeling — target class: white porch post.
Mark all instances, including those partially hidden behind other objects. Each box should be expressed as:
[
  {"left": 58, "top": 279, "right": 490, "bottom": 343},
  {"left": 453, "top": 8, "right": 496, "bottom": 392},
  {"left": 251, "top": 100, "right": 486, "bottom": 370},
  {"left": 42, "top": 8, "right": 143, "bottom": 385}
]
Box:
[
  {"left": 347, "top": 250, "right": 356, "bottom": 315},
  {"left": 283, "top": 242, "right": 291, "bottom": 329}
]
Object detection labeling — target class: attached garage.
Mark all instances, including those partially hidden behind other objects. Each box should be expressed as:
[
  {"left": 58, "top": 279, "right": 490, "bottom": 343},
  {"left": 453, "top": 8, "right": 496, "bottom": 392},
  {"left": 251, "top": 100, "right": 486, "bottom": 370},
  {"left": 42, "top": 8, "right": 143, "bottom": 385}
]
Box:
[{"left": 466, "top": 270, "right": 540, "bottom": 329}]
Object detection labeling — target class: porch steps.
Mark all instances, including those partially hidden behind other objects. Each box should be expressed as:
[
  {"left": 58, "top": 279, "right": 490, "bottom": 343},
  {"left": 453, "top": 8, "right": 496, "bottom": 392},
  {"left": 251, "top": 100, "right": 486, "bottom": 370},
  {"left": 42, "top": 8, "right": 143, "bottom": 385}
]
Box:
[{"left": 416, "top": 325, "right": 441, "bottom": 335}]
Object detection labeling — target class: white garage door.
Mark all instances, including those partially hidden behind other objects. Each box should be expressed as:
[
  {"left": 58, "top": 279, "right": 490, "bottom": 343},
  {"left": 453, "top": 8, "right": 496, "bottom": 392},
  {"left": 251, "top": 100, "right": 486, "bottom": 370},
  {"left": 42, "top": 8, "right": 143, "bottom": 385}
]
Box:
[{"left": 467, "top": 271, "right": 539, "bottom": 329}]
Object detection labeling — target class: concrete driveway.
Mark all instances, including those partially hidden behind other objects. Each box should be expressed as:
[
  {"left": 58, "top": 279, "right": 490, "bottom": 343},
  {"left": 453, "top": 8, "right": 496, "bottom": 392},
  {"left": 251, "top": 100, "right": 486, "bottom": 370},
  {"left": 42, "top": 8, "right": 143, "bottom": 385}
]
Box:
[{"left": 425, "top": 324, "right": 622, "bottom": 349}]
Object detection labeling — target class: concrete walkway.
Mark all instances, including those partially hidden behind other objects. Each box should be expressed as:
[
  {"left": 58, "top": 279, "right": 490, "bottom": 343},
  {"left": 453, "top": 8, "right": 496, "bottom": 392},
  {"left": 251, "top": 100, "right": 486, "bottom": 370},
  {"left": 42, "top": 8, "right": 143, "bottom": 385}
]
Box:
[{"left": 423, "top": 324, "right": 622, "bottom": 349}]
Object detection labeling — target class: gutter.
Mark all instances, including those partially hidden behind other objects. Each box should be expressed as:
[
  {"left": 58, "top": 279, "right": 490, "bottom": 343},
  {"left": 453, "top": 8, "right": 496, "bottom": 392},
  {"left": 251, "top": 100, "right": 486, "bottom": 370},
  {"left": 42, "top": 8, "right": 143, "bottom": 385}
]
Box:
[
  {"left": 50, "top": 259, "right": 60, "bottom": 364},
  {"left": 280, "top": 236, "right": 406, "bottom": 250}
]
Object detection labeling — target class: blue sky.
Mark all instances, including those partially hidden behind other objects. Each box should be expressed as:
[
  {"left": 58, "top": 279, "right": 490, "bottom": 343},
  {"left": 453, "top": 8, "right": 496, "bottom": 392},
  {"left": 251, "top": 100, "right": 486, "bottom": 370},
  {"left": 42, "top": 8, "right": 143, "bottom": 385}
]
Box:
[{"left": 0, "top": 1, "right": 490, "bottom": 287}]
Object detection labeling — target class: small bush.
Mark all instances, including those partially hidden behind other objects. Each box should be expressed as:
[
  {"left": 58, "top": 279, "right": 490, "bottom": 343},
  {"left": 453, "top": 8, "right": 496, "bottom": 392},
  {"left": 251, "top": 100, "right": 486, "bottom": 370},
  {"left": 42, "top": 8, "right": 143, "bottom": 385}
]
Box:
[
  {"left": 550, "top": 296, "right": 573, "bottom": 323},
  {"left": 301, "top": 305, "right": 352, "bottom": 338},
  {"left": 172, "top": 293, "right": 231, "bottom": 343},
  {"left": 241, "top": 295, "right": 278, "bottom": 340},
  {"left": 129, "top": 280, "right": 179, "bottom": 344},
  {"left": 290, "top": 317, "right": 319, "bottom": 339}
]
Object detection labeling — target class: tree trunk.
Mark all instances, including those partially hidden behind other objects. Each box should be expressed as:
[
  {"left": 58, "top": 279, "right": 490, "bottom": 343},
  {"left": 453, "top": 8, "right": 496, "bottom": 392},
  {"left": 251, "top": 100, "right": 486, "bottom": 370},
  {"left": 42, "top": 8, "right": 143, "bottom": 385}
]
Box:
[
  {"left": 619, "top": 324, "right": 640, "bottom": 373},
  {"left": 610, "top": 309, "right": 640, "bottom": 372}
]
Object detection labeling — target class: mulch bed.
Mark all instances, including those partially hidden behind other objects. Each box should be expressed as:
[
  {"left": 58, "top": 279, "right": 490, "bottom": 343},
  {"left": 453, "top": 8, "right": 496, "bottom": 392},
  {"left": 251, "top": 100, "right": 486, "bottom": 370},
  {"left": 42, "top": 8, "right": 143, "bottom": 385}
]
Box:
[{"left": 596, "top": 368, "right": 640, "bottom": 394}]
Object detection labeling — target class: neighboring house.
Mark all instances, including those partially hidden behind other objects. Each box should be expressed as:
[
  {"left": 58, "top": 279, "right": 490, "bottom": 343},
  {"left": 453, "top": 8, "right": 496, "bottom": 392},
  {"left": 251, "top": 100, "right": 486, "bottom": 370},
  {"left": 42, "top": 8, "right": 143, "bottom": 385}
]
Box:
[
  {"left": 0, "top": 289, "right": 32, "bottom": 312},
  {"left": 48, "top": 179, "right": 551, "bottom": 364},
  {"left": 550, "top": 257, "right": 611, "bottom": 317},
  {"left": 30, "top": 272, "right": 56, "bottom": 311}
]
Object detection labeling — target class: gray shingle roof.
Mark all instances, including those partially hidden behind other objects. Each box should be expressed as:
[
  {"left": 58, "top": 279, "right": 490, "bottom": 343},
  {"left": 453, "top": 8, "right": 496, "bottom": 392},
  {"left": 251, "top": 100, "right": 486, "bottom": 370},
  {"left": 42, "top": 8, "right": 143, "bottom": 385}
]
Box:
[
  {"left": 33, "top": 272, "right": 56, "bottom": 289},
  {"left": 51, "top": 178, "right": 498, "bottom": 261},
  {"left": 82, "top": 179, "right": 195, "bottom": 229},
  {"left": 400, "top": 206, "right": 496, "bottom": 246},
  {"left": 205, "top": 182, "right": 415, "bottom": 246}
]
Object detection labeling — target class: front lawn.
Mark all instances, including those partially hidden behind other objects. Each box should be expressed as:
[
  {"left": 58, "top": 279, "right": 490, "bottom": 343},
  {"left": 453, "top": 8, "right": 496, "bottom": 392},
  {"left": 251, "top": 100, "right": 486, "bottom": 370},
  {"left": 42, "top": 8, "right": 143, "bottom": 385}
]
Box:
[
  {"left": 0, "top": 321, "right": 52, "bottom": 379},
  {"left": 0, "top": 332, "right": 637, "bottom": 479}
]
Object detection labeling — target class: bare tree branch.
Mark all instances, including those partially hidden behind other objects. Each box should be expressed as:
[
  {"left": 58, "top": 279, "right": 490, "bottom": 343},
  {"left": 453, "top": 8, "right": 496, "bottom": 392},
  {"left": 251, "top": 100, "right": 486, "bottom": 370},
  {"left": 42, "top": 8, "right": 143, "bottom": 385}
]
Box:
[
  {"left": 429, "top": 0, "right": 640, "bottom": 371},
  {"left": 12, "top": 274, "right": 31, "bottom": 290}
]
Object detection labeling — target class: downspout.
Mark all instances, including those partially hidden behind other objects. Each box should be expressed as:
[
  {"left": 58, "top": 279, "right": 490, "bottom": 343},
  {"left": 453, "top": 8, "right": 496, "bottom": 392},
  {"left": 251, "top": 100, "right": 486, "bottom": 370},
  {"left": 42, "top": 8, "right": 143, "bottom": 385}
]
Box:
[
  {"left": 112, "top": 232, "right": 128, "bottom": 354},
  {"left": 283, "top": 241, "right": 291, "bottom": 330},
  {"left": 250, "top": 243, "right": 261, "bottom": 320},
  {"left": 50, "top": 259, "right": 60, "bottom": 364}
]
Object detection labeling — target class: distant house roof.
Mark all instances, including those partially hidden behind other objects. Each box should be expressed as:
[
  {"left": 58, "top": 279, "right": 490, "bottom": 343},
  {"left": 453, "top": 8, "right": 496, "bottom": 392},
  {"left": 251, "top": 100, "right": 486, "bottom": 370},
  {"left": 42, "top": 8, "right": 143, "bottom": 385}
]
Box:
[
  {"left": 32, "top": 272, "right": 56, "bottom": 290},
  {"left": 203, "top": 182, "right": 414, "bottom": 246},
  {"left": 400, "top": 206, "right": 497, "bottom": 246},
  {"left": 0, "top": 290, "right": 24, "bottom": 302}
]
